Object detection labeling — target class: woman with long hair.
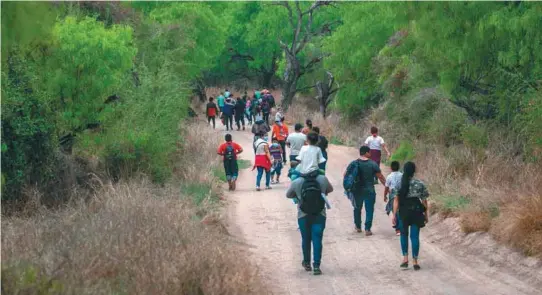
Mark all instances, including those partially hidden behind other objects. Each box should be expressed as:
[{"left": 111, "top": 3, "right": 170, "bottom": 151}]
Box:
[{"left": 392, "top": 162, "right": 429, "bottom": 270}]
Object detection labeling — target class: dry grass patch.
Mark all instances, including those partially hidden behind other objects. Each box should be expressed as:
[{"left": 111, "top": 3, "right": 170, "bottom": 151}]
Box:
[
  {"left": 459, "top": 211, "right": 492, "bottom": 234},
  {"left": 491, "top": 195, "right": 542, "bottom": 257},
  {"left": 1, "top": 180, "right": 264, "bottom": 294}
]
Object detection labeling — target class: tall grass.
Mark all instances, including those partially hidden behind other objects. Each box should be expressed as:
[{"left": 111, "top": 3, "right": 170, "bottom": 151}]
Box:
[{"left": 1, "top": 120, "right": 265, "bottom": 294}]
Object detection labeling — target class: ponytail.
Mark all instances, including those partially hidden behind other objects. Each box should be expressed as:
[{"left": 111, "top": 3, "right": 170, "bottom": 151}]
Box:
[{"left": 398, "top": 162, "right": 416, "bottom": 203}]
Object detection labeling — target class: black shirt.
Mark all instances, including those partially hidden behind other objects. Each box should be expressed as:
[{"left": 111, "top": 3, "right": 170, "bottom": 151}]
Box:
[{"left": 317, "top": 135, "right": 329, "bottom": 154}]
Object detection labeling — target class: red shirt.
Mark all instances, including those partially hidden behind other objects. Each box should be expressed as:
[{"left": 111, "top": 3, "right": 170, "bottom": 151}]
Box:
[{"left": 217, "top": 142, "right": 243, "bottom": 160}]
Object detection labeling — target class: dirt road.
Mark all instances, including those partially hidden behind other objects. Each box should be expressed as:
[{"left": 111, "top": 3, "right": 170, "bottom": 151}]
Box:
[{"left": 222, "top": 125, "right": 541, "bottom": 295}]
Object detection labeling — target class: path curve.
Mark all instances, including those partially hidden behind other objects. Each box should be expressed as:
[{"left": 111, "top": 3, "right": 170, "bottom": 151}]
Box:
[{"left": 220, "top": 121, "right": 540, "bottom": 295}]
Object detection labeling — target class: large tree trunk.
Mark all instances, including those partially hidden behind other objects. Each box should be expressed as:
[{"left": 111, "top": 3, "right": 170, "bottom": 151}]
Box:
[
  {"left": 281, "top": 52, "right": 301, "bottom": 110},
  {"left": 315, "top": 71, "right": 338, "bottom": 118}
]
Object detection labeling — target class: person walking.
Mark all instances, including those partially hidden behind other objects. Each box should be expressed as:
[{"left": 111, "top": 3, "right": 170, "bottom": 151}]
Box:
[
  {"left": 217, "top": 93, "right": 225, "bottom": 113},
  {"left": 286, "top": 123, "right": 307, "bottom": 163},
  {"left": 392, "top": 162, "right": 429, "bottom": 270},
  {"left": 261, "top": 95, "right": 271, "bottom": 125},
  {"left": 271, "top": 118, "right": 289, "bottom": 163},
  {"left": 344, "top": 146, "right": 386, "bottom": 236},
  {"left": 224, "top": 89, "right": 231, "bottom": 99},
  {"left": 234, "top": 97, "right": 246, "bottom": 131},
  {"left": 296, "top": 132, "right": 326, "bottom": 175},
  {"left": 312, "top": 127, "right": 329, "bottom": 171},
  {"left": 253, "top": 133, "right": 272, "bottom": 191},
  {"left": 222, "top": 97, "right": 235, "bottom": 131},
  {"left": 274, "top": 106, "right": 284, "bottom": 123},
  {"left": 286, "top": 169, "right": 333, "bottom": 275},
  {"left": 302, "top": 119, "right": 313, "bottom": 135},
  {"left": 217, "top": 134, "right": 243, "bottom": 191},
  {"left": 245, "top": 97, "right": 253, "bottom": 125},
  {"left": 206, "top": 97, "right": 219, "bottom": 129},
  {"left": 384, "top": 161, "right": 403, "bottom": 235},
  {"left": 364, "top": 126, "right": 391, "bottom": 182},
  {"left": 251, "top": 114, "right": 270, "bottom": 146},
  {"left": 269, "top": 138, "right": 284, "bottom": 184}
]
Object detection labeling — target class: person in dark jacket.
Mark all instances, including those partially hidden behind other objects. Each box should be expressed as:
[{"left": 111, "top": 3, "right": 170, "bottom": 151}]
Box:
[
  {"left": 222, "top": 97, "right": 235, "bottom": 131},
  {"left": 234, "top": 97, "right": 246, "bottom": 131},
  {"left": 251, "top": 114, "right": 270, "bottom": 146},
  {"left": 312, "top": 127, "right": 329, "bottom": 171},
  {"left": 206, "top": 97, "right": 219, "bottom": 129}
]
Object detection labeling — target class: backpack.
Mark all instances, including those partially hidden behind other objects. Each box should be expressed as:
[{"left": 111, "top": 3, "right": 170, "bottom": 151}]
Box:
[
  {"left": 299, "top": 172, "right": 325, "bottom": 215},
  {"left": 224, "top": 143, "right": 235, "bottom": 161},
  {"left": 261, "top": 99, "right": 270, "bottom": 114},
  {"left": 343, "top": 159, "right": 363, "bottom": 193}
]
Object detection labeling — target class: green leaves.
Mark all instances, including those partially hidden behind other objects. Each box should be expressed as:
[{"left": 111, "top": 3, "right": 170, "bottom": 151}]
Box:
[{"left": 49, "top": 16, "right": 136, "bottom": 133}]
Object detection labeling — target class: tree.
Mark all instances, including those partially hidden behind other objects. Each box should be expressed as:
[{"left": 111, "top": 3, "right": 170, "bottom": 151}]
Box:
[
  {"left": 315, "top": 71, "right": 338, "bottom": 117},
  {"left": 47, "top": 16, "right": 136, "bottom": 139},
  {"left": 275, "top": 1, "right": 339, "bottom": 109}
]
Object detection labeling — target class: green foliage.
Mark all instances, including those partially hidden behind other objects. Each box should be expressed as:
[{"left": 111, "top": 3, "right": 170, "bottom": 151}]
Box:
[
  {"left": 1, "top": 2, "right": 58, "bottom": 64},
  {"left": 461, "top": 124, "right": 489, "bottom": 151},
  {"left": 48, "top": 16, "right": 136, "bottom": 134},
  {"left": 324, "top": 2, "right": 408, "bottom": 116},
  {"left": 150, "top": 2, "right": 225, "bottom": 80},
  {"left": 1, "top": 61, "right": 57, "bottom": 200},
  {"left": 389, "top": 141, "right": 416, "bottom": 163},
  {"left": 182, "top": 183, "right": 216, "bottom": 206},
  {"left": 2, "top": 263, "right": 64, "bottom": 294},
  {"left": 433, "top": 194, "right": 471, "bottom": 212}
]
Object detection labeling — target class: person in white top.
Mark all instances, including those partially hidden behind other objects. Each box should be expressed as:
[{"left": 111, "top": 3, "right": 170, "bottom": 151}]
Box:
[
  {"left": 253, "top": 133, "right": 273, "bottom": 191},
  {"left": 364, "top": 126, "right": 391, "bottom": 166},
  {"left": 296, "top": 132, "right": 326, "bottom": 174},
  {"left": 286, "top": 123, "right": 307, "bottom": 163}
]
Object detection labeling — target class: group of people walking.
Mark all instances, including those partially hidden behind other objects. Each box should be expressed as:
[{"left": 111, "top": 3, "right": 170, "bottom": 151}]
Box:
[
  {"left": 206, "top": 88, "right": 277, "bottom": 131},
  {"left": 213, "top": 89, "right": 429, "bottom": 277}
]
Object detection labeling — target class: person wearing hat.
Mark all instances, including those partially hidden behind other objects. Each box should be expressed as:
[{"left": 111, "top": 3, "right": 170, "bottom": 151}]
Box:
[{"left": 271, "top": 117, "right": 289, "bottom": 163}]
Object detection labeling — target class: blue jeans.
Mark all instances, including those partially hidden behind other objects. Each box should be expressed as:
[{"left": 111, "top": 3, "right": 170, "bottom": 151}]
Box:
[
  {"left": 256, "top": 167, "right": 271, "bottom": 188},
  {"left": 353, "top": 190, "right": 376, "bottom": 230},
  {"left": 397, "top": 216, "right": 420, "bottom": 259},
  {"left": 271, "top": 161, "right": 283, "bottom": 176},
  {"left": 298, "top": 215, "right": 326, "bottom": 268}
]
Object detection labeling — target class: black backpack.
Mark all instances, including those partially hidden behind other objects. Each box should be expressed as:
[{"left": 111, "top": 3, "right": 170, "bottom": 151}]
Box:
[
  {"left": 299, "top": 172, "right": 325, "bottom": 215},
  {"left": 224, "top": 143, "right": 235, "bottom": 161},
  {"left": 343, "top": 159, "right": 363, "bottom": 193}
]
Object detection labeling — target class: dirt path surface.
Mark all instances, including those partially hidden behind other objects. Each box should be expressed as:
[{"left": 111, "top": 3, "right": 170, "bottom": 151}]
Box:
[{"left": 220, "top": 123, "right": 541, "bottom": 295}]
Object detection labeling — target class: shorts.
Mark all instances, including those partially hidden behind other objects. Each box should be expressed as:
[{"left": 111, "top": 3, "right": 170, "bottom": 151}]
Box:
[{"left": 224, "top": 160, "right": 239, "bottom": 181}]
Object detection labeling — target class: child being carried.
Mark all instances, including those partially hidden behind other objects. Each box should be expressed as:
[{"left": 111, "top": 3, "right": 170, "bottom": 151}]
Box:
[{"left": 287, "top": 161, "right": 330, "bottom": 209}]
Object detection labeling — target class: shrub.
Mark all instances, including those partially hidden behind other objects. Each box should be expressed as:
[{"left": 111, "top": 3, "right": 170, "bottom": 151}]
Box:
[
  {"left": 459, "top": 210, "right": 492, "bottom": 233},
  {"left": 461, "top": 123, "right": 489, "bottom": 151},
  {"left": 389, "top": 141, "right": 415, "bottom": 163}
]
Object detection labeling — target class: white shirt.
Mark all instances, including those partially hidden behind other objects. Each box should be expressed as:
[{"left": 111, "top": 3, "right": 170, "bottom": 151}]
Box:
[
  {"left": 254, "top": 138, "right": 268, "bottom": 155},
  {"left": 385, "top": 171, "right": 403, "bottom": 190},
  {"left": 296, "top": 145, "right": 326, "bottom": 174},
  {"left": 364, "top": 135, "right": 385, "bottom": 150},
  {"left": 286, "top": 132, "right": 306, "bottom": 156},
  {"left": 275, "top": 111, "right": 284, "bottom": 122}
]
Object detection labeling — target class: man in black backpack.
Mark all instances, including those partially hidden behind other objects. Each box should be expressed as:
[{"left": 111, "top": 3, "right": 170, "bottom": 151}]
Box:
[
  {"left": 217, "top": 134, "right": 243, "bottom": 191},
  {"left": 286, "top": 170, "right": 333, "bottom": 275},
  {"left": 344, "top": 146, "right": 386, "bottom": 236}
]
